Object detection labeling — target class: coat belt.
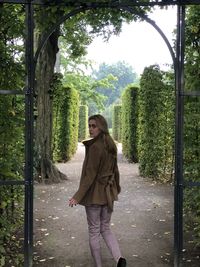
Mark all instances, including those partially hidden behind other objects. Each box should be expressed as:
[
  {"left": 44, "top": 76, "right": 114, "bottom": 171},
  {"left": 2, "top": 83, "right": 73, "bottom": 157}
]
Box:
[{"left": 97, "top": 172, "right": 118, "bottom": 212}]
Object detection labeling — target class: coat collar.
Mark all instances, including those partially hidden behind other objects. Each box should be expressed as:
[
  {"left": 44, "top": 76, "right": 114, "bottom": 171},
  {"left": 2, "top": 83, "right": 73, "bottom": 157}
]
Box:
[{"left": 82, "top": 133, "right": 103, "bottom": 147}]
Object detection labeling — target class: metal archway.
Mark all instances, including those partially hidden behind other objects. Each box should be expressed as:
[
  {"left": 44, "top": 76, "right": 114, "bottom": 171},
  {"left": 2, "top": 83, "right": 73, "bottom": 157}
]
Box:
[
  {"left": 34, "top": 6, "right": 176, "bottom": 67},
  {"left": 0, "top": 1, "right": 200, "bottom": 267}
]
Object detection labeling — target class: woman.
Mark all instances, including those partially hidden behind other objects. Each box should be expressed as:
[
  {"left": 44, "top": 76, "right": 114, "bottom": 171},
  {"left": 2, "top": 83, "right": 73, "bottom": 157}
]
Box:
[{"left": 69, "top": 114, "right": 126, "bottom": 267}]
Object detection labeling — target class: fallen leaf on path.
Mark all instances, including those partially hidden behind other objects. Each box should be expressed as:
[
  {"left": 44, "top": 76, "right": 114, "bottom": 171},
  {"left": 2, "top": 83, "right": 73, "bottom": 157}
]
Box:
[
  {"left": 35, "top": 240, "right": 43, "bottom": 246},
  {"left": 40, "top": 228, "right": 47, "bottom": 232},
  {"left": 39, "top": 259, "right": 46, "bottom": 262},
  {"left": 164, "top": 232, "right": 171, "bottom": 235},
  {"left": 52, "top": 216, "right": 59, "bottom": 220}
]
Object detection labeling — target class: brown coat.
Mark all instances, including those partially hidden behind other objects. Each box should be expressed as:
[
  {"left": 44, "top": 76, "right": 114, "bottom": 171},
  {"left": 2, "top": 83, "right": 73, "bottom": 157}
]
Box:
[{"left": 73, "top": 134, "right": 121, "bottom": 211}]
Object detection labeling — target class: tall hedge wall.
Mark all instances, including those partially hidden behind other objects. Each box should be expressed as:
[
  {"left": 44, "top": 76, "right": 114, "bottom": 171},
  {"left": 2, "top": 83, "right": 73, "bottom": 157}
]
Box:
[
  {"left": 138, "top": 65, "right": 174, "bottom": 181},
  {"left": 0, "top": 95, "right": 24, "bottom": 266},
  {"left": 121, "top": 85, "right": 138, "bottom": 162},
  {"left": 78, "top": 105, "right": 88, "bottom": 141},
  {"left": 183, "top": 96, "right": 200, "bottom": 245},
  {"left": 183, "top": 6, "right": 200, "bottom": 245},
  {"left": 112, "top": 104, "right": 122, "bottom": 142},
  {"left": 53, "top": 87, "right": 79, "bottom": 161}
]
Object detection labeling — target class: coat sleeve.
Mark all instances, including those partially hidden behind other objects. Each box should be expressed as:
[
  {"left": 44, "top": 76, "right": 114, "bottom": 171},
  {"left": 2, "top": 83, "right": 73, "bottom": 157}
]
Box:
[{"left": 73, "top": 144, "right": 102, "bottom": 203}]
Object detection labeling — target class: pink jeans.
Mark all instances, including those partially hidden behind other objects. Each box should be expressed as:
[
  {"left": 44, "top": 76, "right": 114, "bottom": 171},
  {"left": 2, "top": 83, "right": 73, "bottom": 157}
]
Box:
[{"left": 85, "top": 205, "right": 121, "bottom": 267}]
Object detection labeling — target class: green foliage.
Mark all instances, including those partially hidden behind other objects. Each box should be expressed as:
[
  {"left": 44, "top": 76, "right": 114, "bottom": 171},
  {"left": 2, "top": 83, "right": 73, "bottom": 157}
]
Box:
[
  {"left": 78, "top": 105, "right": 89, "bottom": 141},
  {"left": 0, "top": 4, "right": 25, "bottom": 265},
  {"left": 93, "top": 61, "right": 138, "bottom": 107},
  {"left": 112, "top": 105, "right": 122, "bottom": 142},
  {"left": 0, "top": 5, "right": 24, "bottom": 90},
  {"left": 0, "top": 96, "right": 24, "bottom": 266},
  {"left": 137, "top": 65, "right": 174, "bottom": 181},
  {"left": 121, "top": 85, "right": 138, "bottom": 162},
  {"left": 53, "top": 86, "right": 79, "bottom": 161},
  {"left": 62, "top": 71, "right": 116, "bottom": 113},
  {"left": 183, "top": 6, "right": 200, "bottom": 246},
  {"left": 0, "top": 185, "right": 24, "bottom": 267}
]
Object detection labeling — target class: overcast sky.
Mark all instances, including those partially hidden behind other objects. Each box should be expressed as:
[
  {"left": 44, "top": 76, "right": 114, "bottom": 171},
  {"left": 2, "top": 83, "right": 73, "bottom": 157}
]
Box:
[{"left": 86, "top": 6, "right": 177, "bottom": 75}]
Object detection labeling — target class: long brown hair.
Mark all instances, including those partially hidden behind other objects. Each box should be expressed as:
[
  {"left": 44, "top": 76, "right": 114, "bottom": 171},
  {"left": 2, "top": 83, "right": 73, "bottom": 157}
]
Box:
[{"left": 89, "top": 114, "right": 117, "bottom": 156}]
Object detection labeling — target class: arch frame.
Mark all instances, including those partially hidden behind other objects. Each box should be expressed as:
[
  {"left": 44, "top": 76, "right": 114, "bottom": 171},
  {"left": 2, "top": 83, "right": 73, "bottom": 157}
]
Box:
[{"left": 0, "top": 1, "right": 200, "bottom": 267}]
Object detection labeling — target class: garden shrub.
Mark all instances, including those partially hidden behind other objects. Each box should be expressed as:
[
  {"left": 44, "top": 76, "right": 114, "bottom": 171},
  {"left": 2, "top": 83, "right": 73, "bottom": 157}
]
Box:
[
  {"left": 182, "top": 5, "right": 200, "bottom": 247},
  {"left": 138, "top": 65, "right": 174, "bottom": 181},
  {"left": 121, "top": 85, "right": 138, "bottom": 162},
  {"left": 53, "top": 86, "right": 79, "bottom": 161},
  {"left": 112, "top": 104, "right": 122, "bottom": 142},
  {"left": 0, "top": 95, "right": 24, "bottom": 266},
  {"left": 78, "top": 105, "right": 88, "bottom": 141}
]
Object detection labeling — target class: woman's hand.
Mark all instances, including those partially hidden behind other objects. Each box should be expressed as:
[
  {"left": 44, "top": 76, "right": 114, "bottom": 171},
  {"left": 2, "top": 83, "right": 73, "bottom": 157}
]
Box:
[{"left": 69, "top": 198, "right": 78, "bottom": 207}]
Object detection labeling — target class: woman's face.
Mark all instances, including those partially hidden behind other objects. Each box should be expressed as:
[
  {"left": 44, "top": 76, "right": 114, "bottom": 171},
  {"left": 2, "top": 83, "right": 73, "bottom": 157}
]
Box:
[{"left": 89, "top": 119, "right": 101, "bottom": 138}]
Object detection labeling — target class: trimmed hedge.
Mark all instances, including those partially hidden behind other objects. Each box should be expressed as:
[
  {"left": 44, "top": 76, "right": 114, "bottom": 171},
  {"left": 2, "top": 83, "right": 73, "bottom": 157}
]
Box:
[
  {"left": 0, "top": 95, "right": 24, "bottom": 266},
  {"left": 112, "top": 104, "right": 122, "bottom": 142},
  {"left": 183, "top": 96, "right": 200, "bottom": 247},
  {"left": 138, "top": 65, "right": 174, "bottom": 181},
  {"left": 121, "top": 85, "right": 138, "bottom": 162},
  {"left": 182, "top": 6, "right": 200, "bottom": 247},
  {"left": 78, "top": 105, "right": 88, "bottom": 141},
  {"left": 53, "top": 86, "right": 79, "bottom": 161}
]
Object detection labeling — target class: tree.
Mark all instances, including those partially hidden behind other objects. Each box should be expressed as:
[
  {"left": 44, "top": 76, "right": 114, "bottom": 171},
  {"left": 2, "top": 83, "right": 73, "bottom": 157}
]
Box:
[
  {"left": 63, "top": 72, "right": 116, "bottom": 110},
  {"left": 92, "top": 61, "right": 138, "bottom": 106}
]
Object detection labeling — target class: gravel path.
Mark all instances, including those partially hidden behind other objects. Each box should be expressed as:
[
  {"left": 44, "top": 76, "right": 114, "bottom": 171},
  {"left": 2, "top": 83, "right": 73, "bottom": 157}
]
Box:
[{"left": 33, "top": 143, "right": 174, "bottom": 267}]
